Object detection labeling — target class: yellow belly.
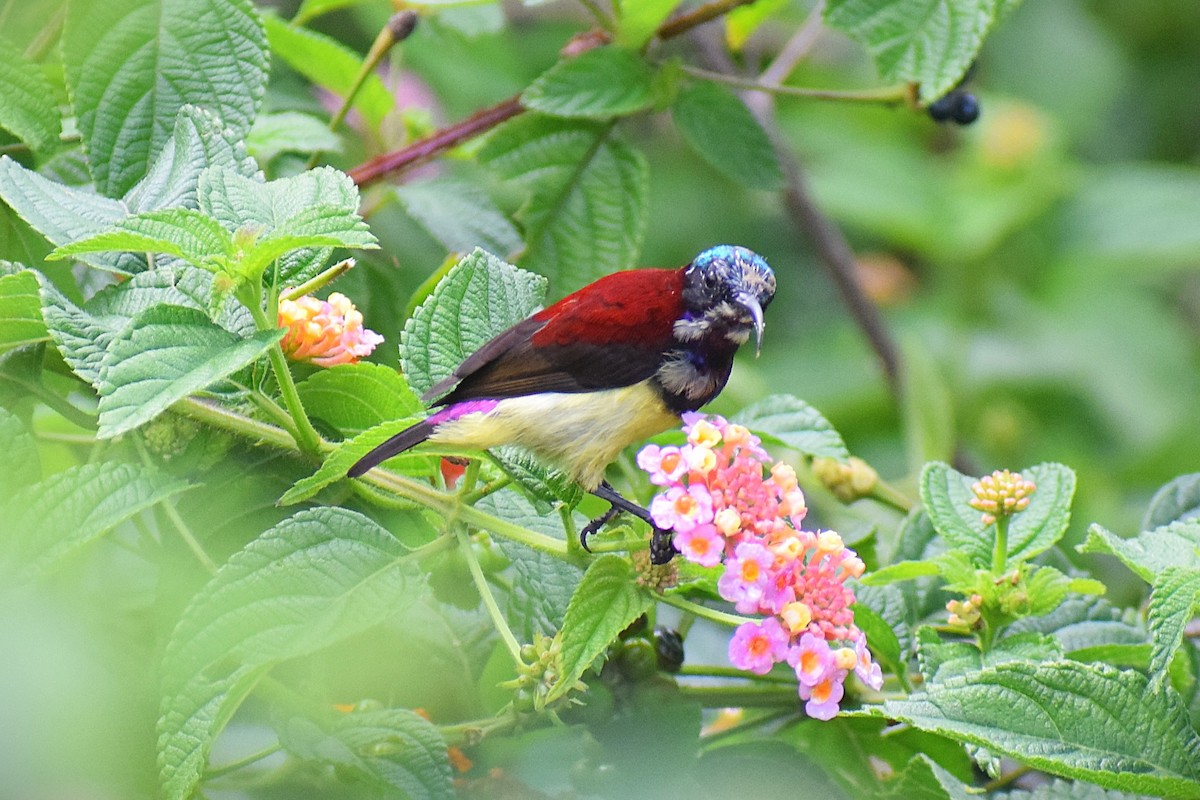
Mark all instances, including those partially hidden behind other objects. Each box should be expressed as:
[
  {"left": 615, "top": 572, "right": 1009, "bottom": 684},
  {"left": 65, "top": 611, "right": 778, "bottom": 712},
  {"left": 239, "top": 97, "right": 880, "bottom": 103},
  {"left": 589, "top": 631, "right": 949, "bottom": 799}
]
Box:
[{"left": 429, "top": 382, "right": 678, "bottom": 489}]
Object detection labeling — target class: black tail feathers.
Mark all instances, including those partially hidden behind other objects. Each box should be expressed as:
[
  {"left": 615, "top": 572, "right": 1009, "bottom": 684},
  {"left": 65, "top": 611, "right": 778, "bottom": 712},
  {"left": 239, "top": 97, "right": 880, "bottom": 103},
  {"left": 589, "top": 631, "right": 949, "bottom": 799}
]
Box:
[{"left": 346, "top": 419, "right": 436, "bottom": 478}]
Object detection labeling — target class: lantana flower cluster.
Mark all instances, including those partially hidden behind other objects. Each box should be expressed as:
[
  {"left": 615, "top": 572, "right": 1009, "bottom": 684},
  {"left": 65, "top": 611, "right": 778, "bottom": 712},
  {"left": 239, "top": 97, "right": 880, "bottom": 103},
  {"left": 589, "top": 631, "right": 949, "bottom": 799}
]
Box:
[
  {"left": 638, "top": 413, "right": 883, "bottom": 720},
  {"left": 278, "top": 292, "right": 384, "bottom": 367}
]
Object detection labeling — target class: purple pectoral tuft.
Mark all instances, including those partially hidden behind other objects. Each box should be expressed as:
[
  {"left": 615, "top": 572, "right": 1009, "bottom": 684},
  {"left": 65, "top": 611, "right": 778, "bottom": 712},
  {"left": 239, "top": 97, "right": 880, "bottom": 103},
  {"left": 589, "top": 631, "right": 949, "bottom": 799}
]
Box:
[{"left": 427, "top": 399, "right": 500, "bottom": 426}]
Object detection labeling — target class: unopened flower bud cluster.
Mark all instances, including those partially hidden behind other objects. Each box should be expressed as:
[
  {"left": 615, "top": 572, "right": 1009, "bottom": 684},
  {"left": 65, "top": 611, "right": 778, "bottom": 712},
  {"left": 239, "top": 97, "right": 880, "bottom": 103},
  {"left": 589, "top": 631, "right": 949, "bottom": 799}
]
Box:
[
  {"left": 638, "top": 413, "right": 882, "bottom": 720},
  {"left": 968, "top": 469, "right": 1035, "bottom": 526}
]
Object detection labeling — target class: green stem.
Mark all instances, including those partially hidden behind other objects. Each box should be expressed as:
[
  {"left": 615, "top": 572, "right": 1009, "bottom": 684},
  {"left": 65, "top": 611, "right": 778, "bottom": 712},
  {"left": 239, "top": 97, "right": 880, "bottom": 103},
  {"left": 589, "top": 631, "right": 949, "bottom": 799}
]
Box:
[
  {"left": 584, "top": 537, "right": 649, "bottom": 555},
  {"left": 460, "top": 475, "right": 511, "bottom": 504},
  {"left": 281, "top": 258, "right": 356, "bottom": 301},
  {"left": 250, "top": 389, "right": 300, "bottom": 438},
  {"left": 0, "top": 371, "right": 96, "bottom": 429},
  {"left": 677, "top": 683, "right": 799, "bottom": 707},
  {"left": 132, "top": 437, "right": 219, "bottom": 573},
  {"left": 457, "top": 527, "right": 524, "bottom": 668},
  {"left": 238, "top": 283, "right": 323, "bottom": 456},
  {"left": 869, "top": 479, "right": 913, "bottom": 513},
  {"left": 991, "top": 516, "right": 1009, "bottom": 574},
  {"left": 681, "top": 65, "right": 911, "bottom": 104},
  {"left": 679, "top": 664, "right": 796, "bottom": 684},
  {"left": 176, "top": 396, "right": 305, "bottom": 452},
  {"left": 658, "top": 593, "right": 752, "bottom": 628},
  {"left": 206, "top": 743, "right": 283, "bottom": 779}
]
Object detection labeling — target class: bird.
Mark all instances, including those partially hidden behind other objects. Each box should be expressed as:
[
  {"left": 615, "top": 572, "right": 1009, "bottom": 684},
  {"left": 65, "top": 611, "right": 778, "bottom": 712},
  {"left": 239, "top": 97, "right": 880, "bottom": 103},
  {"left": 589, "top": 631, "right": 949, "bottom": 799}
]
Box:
[{"left": 347, "top": 245, "right": 776, "bottom": 563}]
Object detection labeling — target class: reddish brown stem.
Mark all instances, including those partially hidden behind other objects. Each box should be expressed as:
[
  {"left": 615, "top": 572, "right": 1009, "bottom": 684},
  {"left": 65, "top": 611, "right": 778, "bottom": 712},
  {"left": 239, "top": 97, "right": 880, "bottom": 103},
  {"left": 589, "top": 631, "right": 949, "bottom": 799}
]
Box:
[
  {"left": 349, "top": 96, "right": 523, "bottom": 186},
  {"left": 657, "top": 0, "right": 758, "bottom": 40}
]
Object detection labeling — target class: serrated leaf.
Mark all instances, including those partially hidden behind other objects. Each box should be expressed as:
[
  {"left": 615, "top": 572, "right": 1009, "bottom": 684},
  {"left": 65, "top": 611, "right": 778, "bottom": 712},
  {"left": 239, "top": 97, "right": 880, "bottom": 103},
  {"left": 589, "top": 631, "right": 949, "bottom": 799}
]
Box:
[
  {"left": 401, "top": 248, "right": 547, "bottom": 397},
  {"left": 262, "top": 12, "right": 393, "bottom": 129},
  {"left": 85, "top": 265, "right": 254, "bottom": 337},
  {"left": 277, "top": 708, "right": 454, "bottom": 800},
  {"left": 492, "top": 446, "right": 584, "bottom": 513},
  {"left": 63, "top": 0, "right": 268, "bottom": 196},
  {"left": 1147, "top": 567, "right": 1200, "bottom": 687},
  {"left": 0, "top": 270, "right": 47, "bottom": 352},
  {"left": 0, "top": 155, "right": 138, "bottom": 273},
  {"left": 247, "top": 111, "right": 341, "bottom": 162},
  {"left": 0, "top": 34, "right": 62, "bottom": 154},
  {"left": 157, "top": 507, "right": 422, "bottom": 799},
  {"left": 280, "top": 417, "right": 434, "bottom": 505},
  {"left": 824, "top": 0, "right": 1009, "bottom": 102},
  {"left": 1079, "top": 521, "right": 1200, "bottom": 583},
  {"left": 297, "top": 362, "right": 423, "bottom": 437},
  {"left": 1143, "top": 472, "right": 1200, "bottom": 531},
  {"left": 47, "top": 208, "right": 236, "bottom": 269},
  {"left": 860, "top": 558, "right": 941, "bottom": 585},
  {"left": 1008, "top": 595, "right": 1145, "bottom": 654},
  {"left": 917, "top": 628, "right": 1061, "bottom": 683},
  {"left": 672, "top": 81, "right": 783, "bottom": 190},
  {"left": 617, "top": 0, "right": 677, "bottom": 47},
  {"left": 394, "top": 178, "right": 523, "bottom": 258},
  {"left": 920, "top": 462, "right": 1074, "bottom": 568},
  {"left": 480, "top": 115, "right": 648, "bottom": 292},
  {"left": 478, "top": 491, "right": 582, "bottom": 640},
  {"left": 733, "top": 394, "right": 849, "bottom": 459},
  {"left": 549, "top": 554, "right": 653, "bottom": 702},
  {"left": 523, "top": 48, "right": 655, "bottom": 119},
  {"left": 884, "top": 660, "right": 1200, "bottom": 795},
  {"left": 96, "top": 305, "right": 283, "bottom": 438},
  {"left": 882, "top": 754, "right": 974, "bottom": 800},
  {"left": 37, "top": 278, "right": 123, "bottom": 385},
  {"left": 0, "top": 462, "right": 191, "bottom": 581}
]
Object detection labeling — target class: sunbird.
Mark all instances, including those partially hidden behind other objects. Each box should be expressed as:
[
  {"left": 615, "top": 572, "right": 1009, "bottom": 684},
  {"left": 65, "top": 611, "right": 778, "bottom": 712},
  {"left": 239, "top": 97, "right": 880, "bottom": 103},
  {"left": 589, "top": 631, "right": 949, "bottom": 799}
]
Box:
[{"left": 348, "top": 245, "right": 776, "bottom": 562}]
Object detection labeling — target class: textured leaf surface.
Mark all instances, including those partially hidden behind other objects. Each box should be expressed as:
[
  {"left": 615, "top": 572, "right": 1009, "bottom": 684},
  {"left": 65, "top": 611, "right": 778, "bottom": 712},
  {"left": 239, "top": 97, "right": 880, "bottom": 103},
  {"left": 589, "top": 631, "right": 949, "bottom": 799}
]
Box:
[
  {"left": 247, "top": 111, "right": 341, "bottom": 162},
  {"left": 882, "top": 754, "right": 974, "bottom": 800},
  {"left": 263, "top": 12, "right": 393, "bottom": 128},
  {"left": 492, "top": 447, "right": 584, "bottom": 513},
  {"left": 480, "top": 116, "right": 649, "bottom": 292},
  {"left": 884, "top": 660, "right": 1200, "bottom": 795},
  {"left": 549, "top": 555, "right": 653, "bottom": 702},
  {"left": 0, "top": 407, "right": 39, "bottom": 498},
  {"left": 297, "top": 362, "right": 422, "bottom": 437},
  {"left": 0, "top": 462, "right": 191, "bottom": 580},
  {"left": 1007, "top": 595, "right": 1145, "bottom": 654},
  {"left": 1142, "top": 472, "right": 1200, "bottom": 531},
  {"left": 0, "top": 35, "right": 61, "bottom": 154},
  {"left": 48, "top": 208, "right": 235, "bottom": 269},
  {"left": 401, "top": 248, "right": 547, "bottom": 397},
  {"left": 96, "top": 305, "right": 283, "bottom": 438},
  {"left": 523, "top": 48, "right": 655, "bottom": 119},
  {"left": 158, "top": 507, "right": 421, "bottom": 799},
  {"left": 920, "top": 462, "right": 1074, "bottom": 568},
  {"left": 672, "top": 81, "right": 783, "bottom": 190},
  {"left": 63, "top": 0, "right": 268, "bottom": 196},
  {"left": 1080, "top": 521, "right": 1200, "bottom": 582},
  {"left": 277, "top": 708, "right": 453, "bottom": 800},
  {"left": 394, "top": 178, "right": 523, "bottom": 258},
  {"left": 734, "top": 394, "right": 849, "bottom": 459},
  {"left": 1146, "top": 566, "right": 1200, "bottom": 684},
  {"left": 0, "top": 270, "right": 47, "bottom": 352},
  {"left": 824, "top": 0, "right": 1012, "bottom": 101}
]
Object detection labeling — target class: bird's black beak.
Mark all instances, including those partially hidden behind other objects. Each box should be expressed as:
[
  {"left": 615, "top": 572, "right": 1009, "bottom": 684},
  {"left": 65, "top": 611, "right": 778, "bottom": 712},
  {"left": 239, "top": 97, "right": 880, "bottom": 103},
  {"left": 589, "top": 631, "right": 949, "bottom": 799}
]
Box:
[{"left": 737, "top": 293, "right": 765, "bottom": 356}]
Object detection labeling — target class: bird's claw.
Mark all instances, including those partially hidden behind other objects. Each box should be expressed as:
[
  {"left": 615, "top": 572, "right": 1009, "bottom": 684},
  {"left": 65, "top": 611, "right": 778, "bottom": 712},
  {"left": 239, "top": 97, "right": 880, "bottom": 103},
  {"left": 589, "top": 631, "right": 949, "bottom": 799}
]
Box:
[{"left": 580, "top": 506, "right": 619, "bottom": 552}]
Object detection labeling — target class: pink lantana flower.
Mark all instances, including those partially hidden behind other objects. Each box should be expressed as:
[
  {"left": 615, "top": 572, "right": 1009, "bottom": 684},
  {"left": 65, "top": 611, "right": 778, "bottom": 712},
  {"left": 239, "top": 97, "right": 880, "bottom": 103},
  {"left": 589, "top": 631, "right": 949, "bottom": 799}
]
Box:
[
  {"left": 717, "top": 541, "right": 774, "bottom": 614},
  {"left": 728, "top": 618, "right": 789, "bottom": 675},
  {"left": 788, "top": 632, "right": 836, "bottom": 687},
  {"left": 636, "top": 445, "right": 689, "bottom": 486},
  {"left": 799, "top": 672, "right": 846, "bottom": 721},
  {"left": 649, "top": 484, "right": 713, "bottom": 533},
  {"left": 279, "top": 292, "right": 383, "bottom": 367},
  {"left": 674, "top": 523, "right": 724, "bottom": 567}
]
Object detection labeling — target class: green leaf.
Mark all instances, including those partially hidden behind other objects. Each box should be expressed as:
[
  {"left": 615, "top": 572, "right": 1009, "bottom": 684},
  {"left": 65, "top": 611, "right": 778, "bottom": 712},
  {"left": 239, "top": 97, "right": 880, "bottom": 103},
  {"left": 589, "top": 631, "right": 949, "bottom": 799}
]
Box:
[
  {"left": 724, "top": 0, "right": 791, "bottom": 50},
  {"left": 523, "top": 48, "right": 655, "bottom": 119},
  {"left": 882, "top": 754, "right": 974, "bottom": 800},
  {"left": 490, "top": 446, "right": 584, "bottom": 513},
  {"left": 63, "top": 0, "right": 268, "bottom": 196},
  {"left": 917, "top": 628, "right": 1061, "bottom": 683},
  {"left": 883, "top": 660, "right": 1200, "bottom": 795},
  {"left": 246, "top": 111, "right": 341, "bottom": 162},
  {"left": 824, "top": 0, "right": 1011, "bottom": 102},
  {"left": 297, "top": 362, "right": 423, "bottom": 437},
  {"left": 279, "top": 416, "right": 434, "bottom": 506},
  {"left": 0, "top": 407, "right": 39, "bottom": 499},
  {"left": 672, "top": 81, "right": 783, "bottom": 190},
  {"left": 96, "top": 305, "right": 284, "bottom": 438},
  {"left": 920, "top": 462, "right": 1075, "bottom": 568},
  {"left": 480, "top": 115, "right": 649, "bottom": 292},
  {"left": 549, "top": 554, "right": 653, "bottom": 702},
  {"left": 853, "top": 600, "right": 904, "bottom": 681},
  {"left": 276, "top": 708, "right": 454, "bottom": 800},
  {"left": 401, "top": 248, "right": 547, "bottom": 397},
  {"left": 1008, "top": 595, "right": 1145, "bottom": 654},
  {"left": 733, "top": 394, "right": 849, "bottom": 460},
  {"left": 0, "top": 270, "right": 47, "bottom": 352},
  {"left": 47, "top": 208, "right": 236, "bottom": 269},
  {"left": 393, "top": 178, "right": 523, "bottom": 258},
  {"left": 0, "top": 462, "right": 191, "bottom": 581},
  {"left": 294, "top": 0, "right": 369, "bottom": 25},
  {"left": 157, "top": 507, "right": 422, "bottom": 800},
  {"left": 860, "top": 558, "right": 941, "bottom": 585},
  {"left": 616, "top": 0, "right": 677, "bottom": 47},
  {"left": 86, "top": 265, "right": 254, "bottom": 336},
  {"left": 1143, "top": 472, "right": 1200, "bottom": 531},
  {"left": 262, "top": 12, "right": 393, "bottom": 129},
  {"left": 0, "top": 34, "right": 62, "bottom": 154},
  {"left": 1147, "top": 567, "right": 1200, "bottom": 687},
  {"left": 1079, "top": 521, "right": 1200, "bottom": 583}
]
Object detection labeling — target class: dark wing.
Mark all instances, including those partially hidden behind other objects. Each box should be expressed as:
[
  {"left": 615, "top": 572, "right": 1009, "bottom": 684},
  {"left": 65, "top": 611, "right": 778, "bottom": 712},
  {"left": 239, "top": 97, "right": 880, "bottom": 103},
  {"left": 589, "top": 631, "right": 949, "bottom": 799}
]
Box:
[{"left": 426, "top": 268, "right": 685, "bottom": 406}]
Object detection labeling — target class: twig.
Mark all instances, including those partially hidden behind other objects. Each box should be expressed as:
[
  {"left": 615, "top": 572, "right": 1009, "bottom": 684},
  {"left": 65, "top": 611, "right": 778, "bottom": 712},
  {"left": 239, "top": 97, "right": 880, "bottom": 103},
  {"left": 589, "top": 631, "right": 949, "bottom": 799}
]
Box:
[
  {"left": 683, "top": 66, "right": 910, "bottom": 106},
  {"left": 657, "top": 0, "right": 758, "bottom": 40}
]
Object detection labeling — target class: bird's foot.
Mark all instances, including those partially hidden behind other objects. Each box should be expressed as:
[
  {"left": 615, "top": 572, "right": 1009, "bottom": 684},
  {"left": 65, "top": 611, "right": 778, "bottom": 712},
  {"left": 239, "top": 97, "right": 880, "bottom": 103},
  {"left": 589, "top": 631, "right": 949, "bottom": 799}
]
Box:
[
  {"left": 649, "top": 528, "right": 676, "bottom": 566},
  {"left": 579, "top": 506, "right": 620, "bottom": 552}
]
